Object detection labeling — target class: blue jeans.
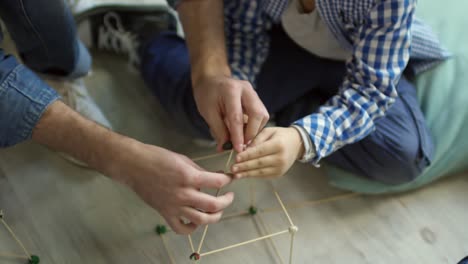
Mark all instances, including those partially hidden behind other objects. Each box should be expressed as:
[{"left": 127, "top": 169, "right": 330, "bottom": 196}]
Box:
[
  {"left": 0, "top": 0, "right": 90, "bottom": 147},
  {"left": 141, "top": 26, "right": 434, "bottom": 185}
]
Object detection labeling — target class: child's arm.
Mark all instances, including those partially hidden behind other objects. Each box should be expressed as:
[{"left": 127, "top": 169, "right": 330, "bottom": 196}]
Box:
[{"left": 232, "top": 127, "right": 305, "bottom": 178}]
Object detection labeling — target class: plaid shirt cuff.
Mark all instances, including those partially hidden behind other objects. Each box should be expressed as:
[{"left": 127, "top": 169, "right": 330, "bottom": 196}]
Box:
[{"left": 291, "top": 125, "right": 318, "bottom": 165}]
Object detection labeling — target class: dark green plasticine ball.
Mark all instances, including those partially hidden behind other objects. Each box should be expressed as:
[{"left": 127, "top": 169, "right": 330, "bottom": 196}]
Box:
[
  {"left": 190, "top": 252, "right": 200, "bottom": 261},
  {"left": 29, "top": 255, "right": 40, "bottom": 264},
  {"left": 155, "top": 224, "right": 167, "bottom": 235},
  {"left": 222, "top": 141, "right": 233, "bottom": 150},
  {"left": 248, "top": 206, "right": 258, "bottom": 215}
]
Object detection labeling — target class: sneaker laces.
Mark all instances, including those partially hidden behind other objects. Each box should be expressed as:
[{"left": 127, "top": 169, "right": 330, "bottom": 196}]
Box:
[{"left": 98, "top": 12, "right": 141, "bottom": 70}]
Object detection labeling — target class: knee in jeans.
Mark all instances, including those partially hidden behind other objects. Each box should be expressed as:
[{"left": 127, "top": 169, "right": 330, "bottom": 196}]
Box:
[
  {"left": 370, "top": 157, "right": 422, "bottom": 185},
  {"left": 40, "top": 42, "right": 90, "bottom": 78},
  {"left": 367, "top": 132, "right": 426, "bottom": 185}
]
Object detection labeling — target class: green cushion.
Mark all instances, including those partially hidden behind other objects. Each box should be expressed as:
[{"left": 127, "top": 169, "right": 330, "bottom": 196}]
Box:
[{"left": 327, "top": 0, "right": 468, "bottom": 193}]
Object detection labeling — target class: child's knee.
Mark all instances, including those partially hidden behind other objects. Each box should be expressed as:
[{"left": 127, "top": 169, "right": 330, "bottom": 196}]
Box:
[{"left": 365, "top": 131, "right": 429, "bottom": 185}]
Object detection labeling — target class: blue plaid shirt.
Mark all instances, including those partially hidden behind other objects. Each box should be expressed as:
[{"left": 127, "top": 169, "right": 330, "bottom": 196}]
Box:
[{"left": 171, "top": 0, "right": 450, "bottom": 164}]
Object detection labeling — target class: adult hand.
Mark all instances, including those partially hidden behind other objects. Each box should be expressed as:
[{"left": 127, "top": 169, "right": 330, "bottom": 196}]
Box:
[
  {"left": 231, "top": 127, "right": 304, "bottom": 178},
  {"left": 193, "top": 75, "right": 269, "bottom": 152},
  {"left": 113, "top": 141, "right": 235, "bottom": 235},
  {"left": 32, "top": 101, "right": 234, "bottom": 235}
]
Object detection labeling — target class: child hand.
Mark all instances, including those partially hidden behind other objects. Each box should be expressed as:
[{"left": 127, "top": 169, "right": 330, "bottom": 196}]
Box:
[{"left": 231, "top": 127, "right": 305, "bottom": 178}]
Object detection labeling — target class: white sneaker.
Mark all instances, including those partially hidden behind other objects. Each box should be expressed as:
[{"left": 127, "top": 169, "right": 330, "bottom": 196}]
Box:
[
  {"left": 97, "top": 12, "right": 142, "bottom": 71},
  {"left": 76, "top": 9, "right": 178, "bottom": 72},
  {"left": 67, "top": 0, "right": 171, "bottom": 18},
  {"left": 67, "top": 0, "right": 181, "bottom": 37},
  {"left": 45, "top": 77, "right": 112, "bottom": 167}
]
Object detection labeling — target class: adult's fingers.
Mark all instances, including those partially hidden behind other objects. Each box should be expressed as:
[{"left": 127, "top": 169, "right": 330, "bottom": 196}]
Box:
[
  {"left": 224, "top": 91, "right": 245, "bottom": 152},
  {"left": 180, "top": 207, "right": 224, "bottom": 226},
  {"left": 242, "top": 89, "right": 269, "bottom": 144},
  {"left": 206, "top": 113, "right": 229, "bottom": 152},
  {"left": 188, "top": 190, "right": 234, "bottom": 213},
  {"left": 193, "top": 171, "right": 233, "bottom": 189},
  {"left": 236, "top": 140, "right": 280, "bottom": 163},
  {"left": 232, "top": 155, "right": 278, "bottom": 174},
  {"left": 169, "top": 217, "right": 198, "bottom": 235}
]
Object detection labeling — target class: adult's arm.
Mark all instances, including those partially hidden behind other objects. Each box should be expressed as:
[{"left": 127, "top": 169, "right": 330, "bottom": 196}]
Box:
[
  {"left": 174, "top": 0, "right": 270, "bottom": 152},
  {"left": 0, "top": 51, "right": 233, "bottom": 234}
]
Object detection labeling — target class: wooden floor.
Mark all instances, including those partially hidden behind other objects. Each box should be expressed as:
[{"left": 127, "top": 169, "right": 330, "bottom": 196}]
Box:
[{"left": 1, "top": 53, "right": 468, "bottom": 264}]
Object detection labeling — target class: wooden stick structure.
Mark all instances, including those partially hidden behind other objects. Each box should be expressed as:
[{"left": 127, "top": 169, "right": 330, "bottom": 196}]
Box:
[
  {"left": 195, "top": 197, "right": 213, "bottom": 253},
  {"left": 186, "top": 149, "right": 235, "bottom": 261},
  {"left": 0, "top": 210, "right": 39, "bottom": 263},
  {"left": 254, "top": 213, "right": 285, "bottom": 264},
  {"left": 154, "top": 149, "right": 361, "bottom": 263},
  {"left": 199, "top": 229, "right": 290, "bottom": 257},
  {"left": 188, "top": 235, "right": 195, "bottom": 253},
  {"left": 191, "top": 151, "right": 229, "bottom": 162}
]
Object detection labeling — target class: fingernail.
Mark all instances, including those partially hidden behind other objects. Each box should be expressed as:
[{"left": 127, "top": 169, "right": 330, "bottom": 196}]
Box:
[{"left": 232, "top": 166, "right": 238, "bottom": 172}]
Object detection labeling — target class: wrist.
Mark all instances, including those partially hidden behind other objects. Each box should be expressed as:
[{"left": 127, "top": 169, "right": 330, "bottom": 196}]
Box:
[
  {"left": 289, "top": 127, "right": 305, "bottom": 160},
  {"left": 191, "top": 61, "right": 231, "bottom": 88},
  {"left": 100, "top": 136, "right": 143, "bottom": 188}
]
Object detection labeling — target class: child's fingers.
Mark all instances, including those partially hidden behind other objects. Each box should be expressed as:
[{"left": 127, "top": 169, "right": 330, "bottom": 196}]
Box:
[
  {"left": 249, "top": 127, "right": 275, "bottom": 147},
  {"left": 236, "top": 140, "right": 280, "bottom": 163},
  {"left": 234, "top": 167, "right": 281, "bottom": 179},
  {"left": 232, "top": 155, "right": 278, "bottom": 173}
]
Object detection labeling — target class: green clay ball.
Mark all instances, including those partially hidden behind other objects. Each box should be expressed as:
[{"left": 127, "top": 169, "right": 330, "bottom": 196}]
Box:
[
  {"left": 29, "top": 255, "right": 40, "bottom": 264},
  {"left": 248, "top": 206, "right": 258, "bottom": 215},
  {"left": 222, "top": 141, "right": 233, "bottom": 150},
  {"left": 155, "top": 224, "right": 167, "bottom": 235}
]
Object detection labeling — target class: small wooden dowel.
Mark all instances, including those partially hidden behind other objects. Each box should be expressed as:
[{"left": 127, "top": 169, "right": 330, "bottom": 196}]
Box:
[{"left": 199, "top": 229, "right": 289, "bottom": 257}]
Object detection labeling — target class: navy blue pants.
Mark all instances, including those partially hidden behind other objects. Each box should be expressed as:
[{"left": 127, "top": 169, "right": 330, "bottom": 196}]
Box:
[{"left": 140, "top": 25, "right": 434, "bottom": 185}]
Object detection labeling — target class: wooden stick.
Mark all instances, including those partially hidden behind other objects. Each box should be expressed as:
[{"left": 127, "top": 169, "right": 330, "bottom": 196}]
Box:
[
  {"left": 161, "top": 234, "right": 177, "bottom": 264},
  {"left": 199, "top": 229, "right": 290, "bottom": 257},
  {"left": 255, "top": 214, "right": 285, "bottom": 264},
  {"left": 0, "top": 252, "right": 29, "bottom": 260},
  {"left": 0, "top": 218, "right": 31, "bottom": 257},
  {"left": 188, "top": 235, "right": 195, "bottom": 253},
  {"left": 274, "top": 191, "right": 295, "bottom": 227},
  {"left": 197, "top": 225, "right": 209, "bottom": 254},
  {"left": 191, "top": 151, "right": 228, "bottom": 162},
  {"left": 196, "top": 188, "right": 222, "bottom": 254},
  {"left": 262, "top": 192, "right": 360, "bottom": 214},
  {"left": 221, "top": 210, "right": 250, "bottom": 221},
  {"left": 288, "top": 232, "right": 296, "bottom": 264},
  {"left": 225, "top": 149, "right": 234, "bottom": 172}
]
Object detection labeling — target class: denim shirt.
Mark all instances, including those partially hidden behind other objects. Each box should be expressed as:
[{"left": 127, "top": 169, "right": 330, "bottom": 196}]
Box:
[{"left": 0, "top": 53, "right": 59, "bottom": 148}]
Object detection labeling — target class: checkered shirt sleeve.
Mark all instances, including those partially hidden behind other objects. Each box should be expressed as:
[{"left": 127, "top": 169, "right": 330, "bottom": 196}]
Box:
[
  {"left": 224, "top": 0, "right": 273, "bottom": 83},
  {"left": 293, "top": 0, "right": 416, "bottom": 164}
]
